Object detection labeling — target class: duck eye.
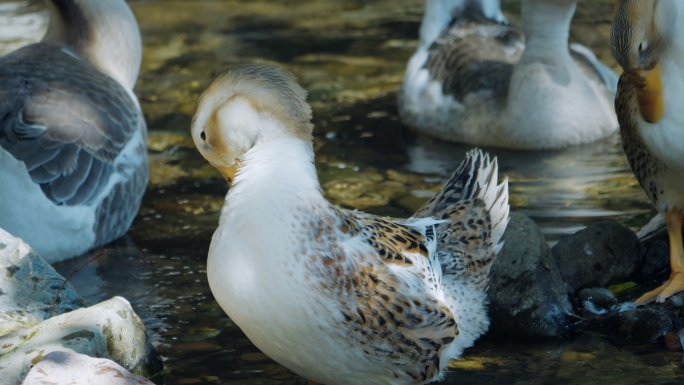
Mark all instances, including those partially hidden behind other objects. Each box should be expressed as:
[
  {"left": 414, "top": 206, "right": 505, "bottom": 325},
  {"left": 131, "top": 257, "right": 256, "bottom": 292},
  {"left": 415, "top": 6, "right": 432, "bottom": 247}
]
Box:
[
  {"left": 200, "top": 131, "right": 206, "bottom": 140},
  {"left": 639, "top": 41, "right": 647, "bottom": 53}
]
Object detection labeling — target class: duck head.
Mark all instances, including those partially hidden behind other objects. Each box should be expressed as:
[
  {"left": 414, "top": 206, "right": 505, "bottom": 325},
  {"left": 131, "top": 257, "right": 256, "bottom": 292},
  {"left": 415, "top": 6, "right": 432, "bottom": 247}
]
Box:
[
  {"left": 612, "top": 0, "right": 677, "bottom": 123},
  {"left": 191, "top": 64, "right": 313, "bottom": 186},
  {"left": 42, "top": 0, "right": 143, "bottom": 91}
]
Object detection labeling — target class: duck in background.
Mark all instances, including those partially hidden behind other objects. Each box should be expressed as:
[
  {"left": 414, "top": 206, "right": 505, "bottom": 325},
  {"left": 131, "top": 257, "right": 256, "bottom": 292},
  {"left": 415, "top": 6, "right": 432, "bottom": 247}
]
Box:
[
  {"left": 192, "top": 63, "right": 509, "bottom": 385},
  {"left": 0, "top": 0, "right": 148, "bottom": 263},
  {"left": 399, "top": 0, "right": 618, "bottom": 149},
  {"left": 612, "top": 0, "right": 684, "bottom": 303}
]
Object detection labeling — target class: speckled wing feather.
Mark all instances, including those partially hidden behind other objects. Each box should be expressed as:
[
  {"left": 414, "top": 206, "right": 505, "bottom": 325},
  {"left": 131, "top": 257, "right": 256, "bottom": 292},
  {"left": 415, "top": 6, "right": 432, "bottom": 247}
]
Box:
[
  {"left": 315, "top": 208, "right": 458, "bottom": 383},
  {"left": 424, "top": 13, "right": 524, "bottom": 106},
  {"left": 415, "top": 149, "right": 509, "bottom": 287},
  {"left": 615, "top": 73, "right": 666, "bottom": 205},
  {"left": 309, "top": 150, "right": 507, "bottom": 383},
  {"left": 0, "top": 44, "right": 143, "bottom": 205}
]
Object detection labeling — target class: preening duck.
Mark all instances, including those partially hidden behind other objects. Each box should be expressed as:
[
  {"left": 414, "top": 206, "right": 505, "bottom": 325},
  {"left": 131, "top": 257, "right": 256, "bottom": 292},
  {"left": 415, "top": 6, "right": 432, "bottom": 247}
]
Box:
[
  {"left": 612, "top": 0, "right": 684, "bottom": 303},
  {"left": 192, "top": 63, "right": 509, "bottom": 385},
  {"left": 0, "top": 0, "right": 148, "bottom": 263},
  {"left": 399, "top": 0, "right": 619, "bottom": 149}
]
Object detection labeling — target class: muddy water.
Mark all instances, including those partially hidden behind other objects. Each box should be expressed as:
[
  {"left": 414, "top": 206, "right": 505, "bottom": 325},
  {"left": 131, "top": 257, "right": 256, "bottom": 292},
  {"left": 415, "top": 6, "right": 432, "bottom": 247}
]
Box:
[{"left": 1, "top": 0, "right": 679, "bottom": 384}]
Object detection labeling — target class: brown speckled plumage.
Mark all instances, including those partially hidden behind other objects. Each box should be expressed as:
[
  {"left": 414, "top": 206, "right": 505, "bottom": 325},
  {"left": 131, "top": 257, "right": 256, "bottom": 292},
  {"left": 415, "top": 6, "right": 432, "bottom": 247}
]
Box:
[{"left": 615, "top": 74, "right": 666, "bottom": 205}]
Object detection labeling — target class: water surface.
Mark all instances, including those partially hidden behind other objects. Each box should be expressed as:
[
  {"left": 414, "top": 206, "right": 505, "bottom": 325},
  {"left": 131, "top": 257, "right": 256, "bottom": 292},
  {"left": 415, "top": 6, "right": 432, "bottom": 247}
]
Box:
[{"left": 1, "top": 1, "right": 675, "bottom": 384}]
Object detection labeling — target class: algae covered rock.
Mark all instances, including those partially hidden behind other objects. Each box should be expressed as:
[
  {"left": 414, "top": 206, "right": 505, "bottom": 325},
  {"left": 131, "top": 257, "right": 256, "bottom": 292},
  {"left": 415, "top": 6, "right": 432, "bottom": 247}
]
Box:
[
  {"left": 487, "top": 212, "right": 572, "bottom": 338},
  {"left": 22, "top": 351, "right": 154, "bottom": 385},
  {"left": 0, "top": 228, "right": 86, "bottom": 335},
  {"left": 0, "top": 296, "right": 163, "bottom": 385}
]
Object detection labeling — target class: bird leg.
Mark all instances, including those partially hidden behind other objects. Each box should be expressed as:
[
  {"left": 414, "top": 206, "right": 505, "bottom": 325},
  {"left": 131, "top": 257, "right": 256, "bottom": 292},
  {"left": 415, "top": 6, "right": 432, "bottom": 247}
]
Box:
[{"left": 636, "top": 208, "right": 684, "bottom": 303}]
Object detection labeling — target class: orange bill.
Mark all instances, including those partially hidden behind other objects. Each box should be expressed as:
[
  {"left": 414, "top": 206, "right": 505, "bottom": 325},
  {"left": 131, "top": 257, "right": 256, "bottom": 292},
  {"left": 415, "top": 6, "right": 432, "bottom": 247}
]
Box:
[
  {"left": 635, "top": 64, "right": 665, "bottom": 124},
  {"left": 216, "top": 163, "right": 240, "bottom": 186}
]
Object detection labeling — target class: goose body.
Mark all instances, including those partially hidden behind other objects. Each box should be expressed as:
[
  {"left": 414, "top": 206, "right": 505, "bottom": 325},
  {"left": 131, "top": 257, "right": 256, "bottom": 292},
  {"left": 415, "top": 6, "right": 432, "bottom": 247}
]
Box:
[
  {"left": 0, "top": 0, "right": 147, "bottom": 263},
  {"left": 613, "top": 0, "right": 684, "bottom": 303},
  {"left": 192, "top": 64, "right": 509, "bottom": 385},
  {"left": 399, "top": 0, "right": 618, "bottom": 149}
]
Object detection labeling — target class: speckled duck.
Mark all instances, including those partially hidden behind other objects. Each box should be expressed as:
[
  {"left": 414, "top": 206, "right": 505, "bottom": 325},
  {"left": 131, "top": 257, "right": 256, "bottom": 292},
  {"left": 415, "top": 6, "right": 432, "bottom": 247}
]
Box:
[
  {"left": 612, "top": 0, "right": 684, "bottom": 303},
  {"left": 192, "top": 63, "right": 510, "bottom": 385}
]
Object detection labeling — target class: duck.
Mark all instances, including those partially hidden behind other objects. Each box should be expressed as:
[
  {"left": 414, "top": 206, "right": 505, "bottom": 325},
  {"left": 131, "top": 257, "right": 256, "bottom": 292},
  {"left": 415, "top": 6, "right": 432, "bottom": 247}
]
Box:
[
  {"left": 612, "top": 0, "right": 684, "bottom": 303},
  {"left": 0, "top": 0, "right": 148, "bottom": 263},
  {"left": 192, "top": 63, "right": 509, "bottom": 385},
  {"left": 398, "top": 0, "right": 619, "bottom": 149}
]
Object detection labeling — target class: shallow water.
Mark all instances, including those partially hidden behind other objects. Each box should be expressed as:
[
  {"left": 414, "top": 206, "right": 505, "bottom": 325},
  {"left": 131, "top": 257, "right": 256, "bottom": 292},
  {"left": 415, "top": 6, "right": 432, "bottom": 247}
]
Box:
[{"left": 0, "top": 0, "right": 678, "bottom": 384}]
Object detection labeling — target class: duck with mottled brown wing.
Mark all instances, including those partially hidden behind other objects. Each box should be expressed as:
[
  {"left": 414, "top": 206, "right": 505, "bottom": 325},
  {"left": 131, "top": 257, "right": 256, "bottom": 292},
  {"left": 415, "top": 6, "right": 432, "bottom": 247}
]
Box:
[
  {"left": 399, "top": 0, "right": 618, "bottom": 149},
  {"left": 612, "top": 0, "right": 684, "bottom": 303},
  {"left": 0, "top": 0, "right": 148, "bottom": 263},
  {"left": 192, "top": 63, "right": 509, "bottom": 385}
]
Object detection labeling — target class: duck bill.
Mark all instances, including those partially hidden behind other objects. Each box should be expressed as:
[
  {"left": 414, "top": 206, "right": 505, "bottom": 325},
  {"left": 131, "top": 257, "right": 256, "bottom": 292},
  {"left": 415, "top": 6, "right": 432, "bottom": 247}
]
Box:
[
  {"left": 634, "top": 64, "right": 665, "bottom": 124},
  {"left": 216, "top": 163, "right": 239, "bottom": 186}
]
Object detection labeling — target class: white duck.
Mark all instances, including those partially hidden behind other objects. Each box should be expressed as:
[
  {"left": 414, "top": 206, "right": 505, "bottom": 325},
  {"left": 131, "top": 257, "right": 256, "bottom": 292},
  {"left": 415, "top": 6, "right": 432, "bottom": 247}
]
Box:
[
  {"left": 399, "top": 0, "right": 619, "bottom": 149},
  {"left": 612, "top": 0, "right": 684, "bottom": 303},
  {"left": 0, "top": 0, "right": 148, "bottom": 263},
  {"left": 192, "top": 63, "right": 509, "bottom": 385}
]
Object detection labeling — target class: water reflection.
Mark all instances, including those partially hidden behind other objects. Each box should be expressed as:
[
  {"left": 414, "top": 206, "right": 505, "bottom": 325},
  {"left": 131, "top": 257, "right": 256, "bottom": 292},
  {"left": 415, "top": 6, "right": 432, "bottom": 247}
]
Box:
[{"left": 0, "top": 0, "right": 673, "bottom": 383}]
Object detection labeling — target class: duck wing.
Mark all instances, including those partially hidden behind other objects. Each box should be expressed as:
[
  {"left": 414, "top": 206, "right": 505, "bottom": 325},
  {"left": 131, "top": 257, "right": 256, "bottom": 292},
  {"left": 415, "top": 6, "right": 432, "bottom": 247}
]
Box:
[
  {"left": 0, "top": 44, "right": 144, "bottom": 206},
  {"left": 424, "top": 13, "right": 524, "bottom": 106},
  {"left": 324, "top": 208, "right": 458, "bottom": 383}
]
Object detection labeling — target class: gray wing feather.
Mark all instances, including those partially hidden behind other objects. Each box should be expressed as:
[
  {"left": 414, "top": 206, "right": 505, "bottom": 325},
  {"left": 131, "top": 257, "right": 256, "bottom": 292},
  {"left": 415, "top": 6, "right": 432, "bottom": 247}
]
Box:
[
  {"left": 569, "top": 43, "right": 619, "bottom": 95},
  {"left": 0, "top": 44, "right": 141, "bottom": 206}
]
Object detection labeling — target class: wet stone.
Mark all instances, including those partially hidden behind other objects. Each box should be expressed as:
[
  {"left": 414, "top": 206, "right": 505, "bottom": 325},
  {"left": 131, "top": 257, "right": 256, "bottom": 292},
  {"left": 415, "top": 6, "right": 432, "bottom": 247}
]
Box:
[
  {"left": 22, "top": 351, "right": 154, "bottom": 385},
  {"left": 638, "top": 240, "right": 670, "bottom": 282},
  {"left": 577, "top": 288, "right": 617, "bottom": 315},
  {"left": 487, "top": 212, "right": 572, "bottom": 338},
  {"left": 551, "top": 221, "right": 646, "bottom": 294},
  {"left": 618, "top": 307, "right": 675, "bottom": 343},
  {"left": 0, "top": 297, "right": 163, "bottom": 385},
  {"left": 0, "top": 227, "right": 86, "bottom": 336}
]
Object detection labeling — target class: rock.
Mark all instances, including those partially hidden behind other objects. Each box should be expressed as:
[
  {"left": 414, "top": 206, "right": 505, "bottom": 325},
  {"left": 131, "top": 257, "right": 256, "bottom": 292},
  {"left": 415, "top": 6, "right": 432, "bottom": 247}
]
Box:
[
  {"left": 619, "top": 307, "right": 674, "bottom": 342},
  {"left": 487, "top": 212, "right": 572, "bottom": 338},
  {"left": 577, "top": 288, "right": 617, "bottom": 314},
  {"left": 638, "top": 240, "right": 670, "bottom": 282},
  {"left": 0, "top": 297, "right": 163, "bottom": 385},
  {"left": 0, "top": 228, "right": 86, "bottom": 336},
  {"left": 551, "top": 221, "right": 645, "bottom": 294},
  {"left": 581, "top": 306, "right": 674, "bottom": 343},
  {"left": 22, "top": 351, "right": 154, "bottom": 385}
]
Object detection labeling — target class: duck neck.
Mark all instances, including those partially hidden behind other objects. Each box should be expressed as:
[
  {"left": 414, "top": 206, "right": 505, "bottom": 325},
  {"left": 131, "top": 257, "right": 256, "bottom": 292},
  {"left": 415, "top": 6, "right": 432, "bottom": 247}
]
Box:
[
  {"left": 42, "top": 0, "right": 142, "bottom": 91},
  {"left": 418, "top": 0, "right": 507, "bottom": 49},
  {"left": 220, "top": 133, "right": 328, "bottom": 231},
  {"left": 520, "top": 1, "right": 576, "bottom": 57}
]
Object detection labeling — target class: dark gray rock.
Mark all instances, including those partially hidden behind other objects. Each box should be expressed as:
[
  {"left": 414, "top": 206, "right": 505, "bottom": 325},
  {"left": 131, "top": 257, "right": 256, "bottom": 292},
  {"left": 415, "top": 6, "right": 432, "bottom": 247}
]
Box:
[
  {"left": 578, "top": 288, "right": 617, "bottom": 314},
  {"left": 551, "top": 221, "right": 645, "bottom": 294},
  {"left": 487, "top": 212, "right": 572, "bottom": 338},
  {"left": 581, "top": 306, "right": 674, "bottom": 343},
  {"left": 638, "top": 240, "right": 670, "bottom": 282},
  {"left": 618, "top": 307, "right": 674, "bottom": 342}
]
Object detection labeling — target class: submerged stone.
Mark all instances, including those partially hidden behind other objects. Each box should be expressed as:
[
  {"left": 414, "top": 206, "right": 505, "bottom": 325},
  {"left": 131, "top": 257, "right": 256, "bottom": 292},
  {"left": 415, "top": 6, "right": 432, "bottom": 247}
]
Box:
[
  {"left": 0, "top": 297, "right": 163, "bottom": 385},
  {"left": 0, "top": 227, "right": 86, "bottom": 336},
  {"left": 487, "top": 212, "right": 572, "bottom": 338},
  {"left": 22, "top": 351, "right": 154, "bottom": 385}
]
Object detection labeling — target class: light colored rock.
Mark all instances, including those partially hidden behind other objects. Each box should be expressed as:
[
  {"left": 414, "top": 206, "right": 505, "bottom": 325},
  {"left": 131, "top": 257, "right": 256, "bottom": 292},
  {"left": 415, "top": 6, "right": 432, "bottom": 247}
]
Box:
[
  {"left": 0, "top": 297, "right": 162, "bottom": 385},
  {"left": 0, "top": 228, "right": 86, "bottom": 336},
  {"left": 22, "top": 350, "right": 154, "bottom": 385}
]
